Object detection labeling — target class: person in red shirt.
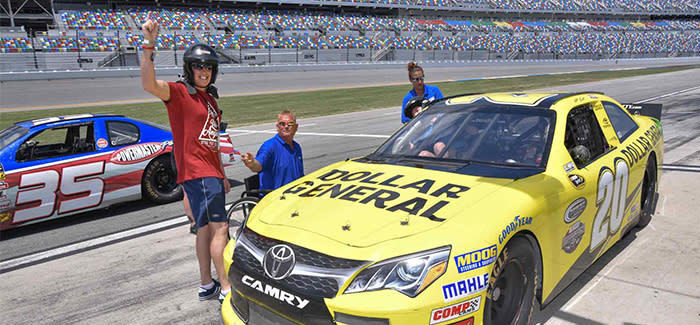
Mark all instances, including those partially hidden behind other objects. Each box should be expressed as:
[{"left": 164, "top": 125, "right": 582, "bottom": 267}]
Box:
[{"left": 140, "top": 17, "right": 231, "bottom": 303}]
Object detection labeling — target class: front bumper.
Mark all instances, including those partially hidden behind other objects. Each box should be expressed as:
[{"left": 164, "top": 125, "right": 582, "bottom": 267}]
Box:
[{"left": 220, "top": 232, "right": 484, "bottom": 325}]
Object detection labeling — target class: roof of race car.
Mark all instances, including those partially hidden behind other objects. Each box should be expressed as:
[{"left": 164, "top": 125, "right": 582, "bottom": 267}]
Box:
[
  {"left": 440, "top": 91, "right": 605, "bottom": 109},
  {"left": 14, "top": 114, "right": 125, "bottom": 129}
]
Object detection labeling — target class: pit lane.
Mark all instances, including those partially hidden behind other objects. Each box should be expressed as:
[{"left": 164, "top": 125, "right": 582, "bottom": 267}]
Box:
[{"left": 1, "top": 68, "right": 699, "bottom": 324}]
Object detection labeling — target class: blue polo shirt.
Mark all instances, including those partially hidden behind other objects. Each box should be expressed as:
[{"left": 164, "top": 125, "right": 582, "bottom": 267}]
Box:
[
  {"left": 402, "top": 85, "right": 444, "bottom": 123},
  {"left": 256, "top": 134, "right": 304, "bottom": 191}
]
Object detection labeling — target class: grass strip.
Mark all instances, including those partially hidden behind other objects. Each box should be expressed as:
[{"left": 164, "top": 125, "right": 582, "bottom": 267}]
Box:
[{"left": 1, "top": 65, "right": 695, "bottom": 130}]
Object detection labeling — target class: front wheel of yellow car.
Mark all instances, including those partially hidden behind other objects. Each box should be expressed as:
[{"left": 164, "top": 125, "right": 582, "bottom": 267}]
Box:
[{"left": 485, "top": 236, "right": 537, "bottom": 325}]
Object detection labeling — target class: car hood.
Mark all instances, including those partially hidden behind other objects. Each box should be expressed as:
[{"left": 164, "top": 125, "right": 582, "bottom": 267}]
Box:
[{"left": 253, "top": 160, "right": 514, "bottom": 247}]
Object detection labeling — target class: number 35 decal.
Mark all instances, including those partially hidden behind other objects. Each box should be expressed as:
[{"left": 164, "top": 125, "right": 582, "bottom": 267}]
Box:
[
  {"left": 590, "top": 158, "right": 629, "bottom": 251},
  {"left": 14, "top": 162, "right": 105, "bottom": 224}
]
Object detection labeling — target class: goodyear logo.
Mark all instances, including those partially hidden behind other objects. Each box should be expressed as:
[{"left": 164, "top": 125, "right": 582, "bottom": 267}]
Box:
[{"left": 454, "top": 245, "right": 497, "bottom": 273}]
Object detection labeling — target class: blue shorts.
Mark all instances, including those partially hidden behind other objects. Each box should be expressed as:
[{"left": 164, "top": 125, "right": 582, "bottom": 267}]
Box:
[{"left": 182, "top": 177, "right": 227, "bottom": 228}]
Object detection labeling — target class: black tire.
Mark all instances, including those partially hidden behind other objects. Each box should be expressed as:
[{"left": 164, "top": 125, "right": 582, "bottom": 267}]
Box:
[
  {"left": 637, "top": 156, "right": 658, "bottom": 228},
  {"left": 484, "top": 236, "right": 538, "bottom": 325},
  {"left": 142, "top": 155, "right": 183, "bottom": 203},
  {"left": 227, "top": 196, "right": 259, "bottom": 239}
]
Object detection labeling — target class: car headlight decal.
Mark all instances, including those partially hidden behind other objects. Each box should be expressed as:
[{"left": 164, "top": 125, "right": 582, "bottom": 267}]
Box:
[{"left": 345, "top": 246, "right": 450, "bottom": 297}]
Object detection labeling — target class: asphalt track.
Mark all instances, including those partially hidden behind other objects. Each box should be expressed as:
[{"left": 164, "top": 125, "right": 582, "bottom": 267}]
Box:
[
  {"left": 2, "top": 57, "right": 700, "bottom": 111},
  {"left": 1, "top": 66, "right": 699, "bottom": 324}
]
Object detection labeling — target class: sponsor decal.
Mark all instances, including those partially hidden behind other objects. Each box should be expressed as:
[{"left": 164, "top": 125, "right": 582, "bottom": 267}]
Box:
[
  {"left": 430, "top": 296, "right": 481, "bottom": 324},
  {"left": 442, "top": 273, "right": 488, "bottom": 302},
  {"left": 562, "top": 221, "right": 585, "bottom": 253},
  {"left": 454, "top": 245, "right": 497, "bottom": 273},
  {"left": 564, "top": 198, "right": 587, "bottom": 223},
  {"left": 564, "top": 162, "right": 575, "bottom": 173},
  {"left": 568, "top": 174, "right": 585, "bottom": 188},
  {"left": 0, "top": 212, "right": 10, "bottom": 223},
  {"left": 242, "top": 274, "right": 310, "bottom": 309},
  {"left": 109, "top": 143, "right": 163, "bottom": 164},
  {"left": 96, "top": 138, "right": 108, "bottom": 148},
  {"left": 0, "top": 162, "right": 5, "bottom": 180},
  {"left": 497, "top": 215, "right": 532, "bottom": 244},
  {"left": 263, "top": 244, "right": 296, "bottom": 280},
  {"left": 620, "top": 125, "right": 662, "bottom": 169},
  {"left": 282, "top": 169, "right": 471, "bottom": 222}
]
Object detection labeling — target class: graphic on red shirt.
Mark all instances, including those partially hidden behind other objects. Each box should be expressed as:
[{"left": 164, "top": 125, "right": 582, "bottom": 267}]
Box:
[{"left": 199, "top": 100, "right": 220, "bottom": 151}]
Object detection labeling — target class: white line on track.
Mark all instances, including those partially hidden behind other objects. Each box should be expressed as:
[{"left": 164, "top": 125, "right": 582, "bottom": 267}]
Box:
[
  {"left": 661, "top": 164, "right": 700, "bottom": 172},
  {"left": 230, "top": 129, "right": 390, "bottom": 138},
  {"left": 637, "top": 85, "right": 700, "bottom": 103},
  {"left": 0, "top": 204, "right": 233, "bottom": 273}
]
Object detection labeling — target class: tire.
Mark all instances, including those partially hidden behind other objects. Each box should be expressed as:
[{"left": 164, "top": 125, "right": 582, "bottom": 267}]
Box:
[
  {"left": 142, "top": 155, "right": 183, "bottom": 203},
  {"left": 637, "top": 156, "right": 658, "bottom": 228},
  {"left": 227, "top": 197, "right": 259, "bottom": 239},
  {"left": 484, "top": 236, "right": 538, "bottom": 325}
]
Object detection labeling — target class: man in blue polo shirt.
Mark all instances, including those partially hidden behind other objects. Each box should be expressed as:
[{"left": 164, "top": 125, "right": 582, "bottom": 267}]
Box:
[{"left": 242, "top": 110, "right": 304, "bottom": 191}]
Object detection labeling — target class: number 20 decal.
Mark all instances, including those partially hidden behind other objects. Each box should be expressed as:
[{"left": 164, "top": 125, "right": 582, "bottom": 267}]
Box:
[
  {"left": 14, "top": 162, "right": 105, "bottom": 224},
  {"left": 590, "top": 158, "right": 629, "bottom": 251}
]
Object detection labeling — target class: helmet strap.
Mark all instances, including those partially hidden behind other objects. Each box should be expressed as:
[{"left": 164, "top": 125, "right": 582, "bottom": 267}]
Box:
[
  {"left": 176, "top": 76, "right": 197, "bottom": 95},
  {"left": 177, "top": 75, "right": 218, "bottom": 98}
]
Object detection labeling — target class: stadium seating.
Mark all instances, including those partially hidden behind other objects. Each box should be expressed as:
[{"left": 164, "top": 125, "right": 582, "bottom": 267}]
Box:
[
  {"left": 1, "top": 7, "right": 698, "bottom": 56},
  {"left": 1, "top": 37, "right": 33, "bottom": 52}
]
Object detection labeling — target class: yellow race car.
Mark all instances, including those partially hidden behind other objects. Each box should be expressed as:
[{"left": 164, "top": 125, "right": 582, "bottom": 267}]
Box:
[{"left": 222, "top": 92, "right": 663, "bottom": 325}]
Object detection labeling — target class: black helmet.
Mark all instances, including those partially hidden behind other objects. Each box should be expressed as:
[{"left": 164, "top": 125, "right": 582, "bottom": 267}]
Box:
[
  {"left": 183, "top": 43, "right": 219, "bottom": 86},
  {"left": 404, "top": 96, "right": 430, "bottom": 120}
]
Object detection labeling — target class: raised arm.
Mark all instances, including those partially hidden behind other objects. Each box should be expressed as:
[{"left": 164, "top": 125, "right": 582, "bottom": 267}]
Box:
[{"left": 140, "top": 16, "right": 170, "bottom": 101}]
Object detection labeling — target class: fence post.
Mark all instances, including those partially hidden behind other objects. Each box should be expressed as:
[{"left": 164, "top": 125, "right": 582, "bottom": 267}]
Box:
[
  {"left": 31, "top": 28, "right": 38, "bottom": 69},
  {"left": 76, "top": 30, "right": 83, "bottom": 69},
  {"left": 173, "top": 31, "right": 178, "bottom": 67}
]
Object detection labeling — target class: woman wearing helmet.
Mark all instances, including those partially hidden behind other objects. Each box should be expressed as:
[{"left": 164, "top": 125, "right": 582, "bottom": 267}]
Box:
[{"left": 140, "top": 16, "right": 231, "bottom": 304}]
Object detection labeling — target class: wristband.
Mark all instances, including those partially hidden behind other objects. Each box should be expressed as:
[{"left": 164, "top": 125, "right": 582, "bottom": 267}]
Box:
[{"left": 142, "top": 44, "right": 155, "bottom": 50}]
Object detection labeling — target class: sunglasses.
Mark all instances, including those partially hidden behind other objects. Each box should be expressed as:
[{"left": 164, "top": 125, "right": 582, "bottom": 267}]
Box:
[
  {"left": 411, "top": 76, "right": 424, "bottom": 82},
  {"left": 192, "top": 63, "right": 213, "bottom": 71},
  {"left": 277, "top": 121, "right": 296, "bottom": 127}
]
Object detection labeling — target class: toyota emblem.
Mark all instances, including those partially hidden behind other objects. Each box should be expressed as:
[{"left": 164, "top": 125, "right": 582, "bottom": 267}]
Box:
[{"left": 263, "top": 244, "right": 296, "bottom": 280}]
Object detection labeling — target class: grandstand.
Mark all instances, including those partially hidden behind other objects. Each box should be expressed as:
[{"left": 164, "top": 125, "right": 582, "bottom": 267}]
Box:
[{"left": 0, "top": 0, "right": 698, "bottom": 72}]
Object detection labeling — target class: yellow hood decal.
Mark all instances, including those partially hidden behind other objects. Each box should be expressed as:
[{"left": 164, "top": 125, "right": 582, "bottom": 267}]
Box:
[{"left": 253, "top": 161, "right": 512, "bottom": 247}]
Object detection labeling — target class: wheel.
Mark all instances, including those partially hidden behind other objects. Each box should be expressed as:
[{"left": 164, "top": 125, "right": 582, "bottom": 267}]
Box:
[
  {"left": 227, "top": 196, "right": 259, "bottom": 239},
  {"left": 142, "top": 155, "right": 183, "bottom": 203},
  {"left": 484, "top": 236, "right": 538, "bottom": 325},
  {"left": 637, "top": 156, "right": 658, "bottom": 228}
]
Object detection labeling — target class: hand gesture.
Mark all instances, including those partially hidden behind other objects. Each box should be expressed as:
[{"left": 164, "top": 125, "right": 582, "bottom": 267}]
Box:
[
  {"left": 242, "top": 152, "right": 256, "bottom": 169},
  {"left": 141, "top": 12, "right": 159, "bottom": 42}
]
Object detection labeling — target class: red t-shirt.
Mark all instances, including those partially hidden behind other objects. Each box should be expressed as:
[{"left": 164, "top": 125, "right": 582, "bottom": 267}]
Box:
[{"left": 165, "top": 82, "right": 224, "bottom": 183}]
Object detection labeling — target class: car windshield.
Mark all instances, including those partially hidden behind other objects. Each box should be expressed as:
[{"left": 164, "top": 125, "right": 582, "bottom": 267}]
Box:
[
  {"left": 0, "top": 125, "right": 29, "bottom": 149},
  {"left": 372, "top": 102, "right": 555, "bottom": 169}
]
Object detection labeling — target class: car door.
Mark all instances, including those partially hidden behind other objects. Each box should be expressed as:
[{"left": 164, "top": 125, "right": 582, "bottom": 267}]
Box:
[{"left": 9, "top": 122, "right": 106, "bottom": 226}]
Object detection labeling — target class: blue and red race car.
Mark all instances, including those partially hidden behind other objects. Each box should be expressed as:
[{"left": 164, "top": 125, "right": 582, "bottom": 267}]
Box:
[{"left": 0, "top": 114, "right": 236, "bottom": 230}]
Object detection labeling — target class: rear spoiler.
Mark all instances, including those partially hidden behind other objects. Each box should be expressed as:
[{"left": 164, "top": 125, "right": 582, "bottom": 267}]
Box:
[{"left": 621, "top": 103, "right": 662, "bottom": 121}]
